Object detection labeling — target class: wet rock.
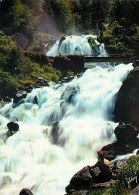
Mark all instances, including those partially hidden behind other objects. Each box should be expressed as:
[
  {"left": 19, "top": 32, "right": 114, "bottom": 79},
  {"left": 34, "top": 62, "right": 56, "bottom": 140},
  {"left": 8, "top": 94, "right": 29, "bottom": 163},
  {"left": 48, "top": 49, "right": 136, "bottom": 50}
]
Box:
[
  {"left": 66, "top": 190, "right": 88, "bottom": 195},
  {"left": 19, "top": 188, "right": 33, "bottom": 195},
  {"left": 51, "top": 121, "right": 59, "bottom": 144},
  {"left": 58, "top": 37, "right": 66, "bottom": 52},
  {"left": 25, "top": 84, "right": 40, "bottom": 93},
  {"left": 7, "top": 122, "right": 19, "bottom": 137},
  {"left": 61, "top": 85, "right": 80, "bottom": 104},
  {"left": 11, "top": 33, "right": 29, "bottom": 50},
  {"left": 114, "top": 67, "right": 139, "bottom": 127},
  {"left": 60, "top": 100, "right": 67, "bottom": 118},
  {"left": 36, "top": 77, "right": 48, "bottom": 86},
  {"left": 13, "top": 89, "right": 27, "bottom": 104},
  {"left": 101, "top": 124, "right": 139, "bottom": 161},
  {"left": 33, "top": 96, "right": 38, "bottom": 104},
  {"left": 48, "top": 81, "right": 55, "bottom": 87},
  {"left": 51, "top": 121, "right": 66, "bottom": 146},
  {"left": 65, "top": 166, "right": 92, "bottom": 194},
  {"left": 65, "top": 165, "right": 114, "bottom": 194},
  {"left": 132, "top": 61, "right": 139, "bottom": 68},
  {"left": 91, "top": 179, "right": 116, "bottom": 190},
  {"left": 110, "top": 159, "right": 127, "bottom": 173},
  {"left": 3, "top": 97, "right": 12, "bottom": 102},
  {"left": 136, "top": 150, "right": 139, "bottom": 155},
  {"left": 7, "top": 122, "right": 19, "bottom": 131}
]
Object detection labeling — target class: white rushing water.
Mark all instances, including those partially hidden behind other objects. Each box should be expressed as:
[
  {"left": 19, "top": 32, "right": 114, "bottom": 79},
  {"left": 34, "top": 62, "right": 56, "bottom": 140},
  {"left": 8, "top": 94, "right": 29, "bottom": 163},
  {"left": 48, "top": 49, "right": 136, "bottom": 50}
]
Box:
[
  {"left": 0, "top": 60, "right": 133, "bottom": 195},
  {"left": 46, "top": 35, "right": 106, "bottom": 57}
]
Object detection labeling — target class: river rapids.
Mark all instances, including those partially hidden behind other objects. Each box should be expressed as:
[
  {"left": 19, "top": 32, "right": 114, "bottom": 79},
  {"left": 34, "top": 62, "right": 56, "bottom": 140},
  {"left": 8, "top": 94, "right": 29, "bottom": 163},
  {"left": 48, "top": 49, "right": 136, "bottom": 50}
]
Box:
[{"left": 0, "top": 35, "right": 133, "bottom": 195}]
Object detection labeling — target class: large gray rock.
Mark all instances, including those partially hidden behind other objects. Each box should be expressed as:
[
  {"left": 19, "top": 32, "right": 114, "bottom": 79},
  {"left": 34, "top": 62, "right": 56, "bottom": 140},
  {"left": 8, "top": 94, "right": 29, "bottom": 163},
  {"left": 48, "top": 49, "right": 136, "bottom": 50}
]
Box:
[
  {"left": 11, "top": 33, "right": 29, "bottom": 50},
  {"left": 114, "top": 67, "right": 139, "bottom": 127}
]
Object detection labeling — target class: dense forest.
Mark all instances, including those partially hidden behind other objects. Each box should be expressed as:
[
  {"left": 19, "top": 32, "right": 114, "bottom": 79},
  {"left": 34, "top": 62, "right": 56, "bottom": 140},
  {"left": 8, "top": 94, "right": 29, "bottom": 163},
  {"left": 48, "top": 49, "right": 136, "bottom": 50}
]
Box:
[{"left": 0, "top": 0, "right": 139, "bottom": 98}]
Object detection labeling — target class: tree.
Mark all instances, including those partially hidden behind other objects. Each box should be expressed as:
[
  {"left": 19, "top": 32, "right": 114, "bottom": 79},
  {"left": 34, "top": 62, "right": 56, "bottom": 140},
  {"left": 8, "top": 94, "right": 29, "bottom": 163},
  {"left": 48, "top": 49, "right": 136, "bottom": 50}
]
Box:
[{"left": 45, "top": 0, "right": 75, "bottom": 33}]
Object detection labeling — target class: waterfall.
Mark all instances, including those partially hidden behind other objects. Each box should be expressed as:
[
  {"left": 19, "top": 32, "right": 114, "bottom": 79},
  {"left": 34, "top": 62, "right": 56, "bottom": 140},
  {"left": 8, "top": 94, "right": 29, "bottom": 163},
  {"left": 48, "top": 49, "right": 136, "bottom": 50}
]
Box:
[
  {"left": 46, "top": 35, "right": 101, "bottom": 57},
  {"left": 47, "top": 35, "right": 109, "bottom": 69},
  {"left": 0, "top": 57, "right": 133, "bottom": 195}
]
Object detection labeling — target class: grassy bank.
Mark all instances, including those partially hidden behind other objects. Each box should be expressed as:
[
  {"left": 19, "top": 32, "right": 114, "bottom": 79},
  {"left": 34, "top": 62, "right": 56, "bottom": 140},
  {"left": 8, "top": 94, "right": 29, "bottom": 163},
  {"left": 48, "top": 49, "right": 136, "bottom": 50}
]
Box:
[
  {"left": 88, "top": 155, "right": 139, "bottom": 195},
  {"left": 0, "top": 34, "right": 62, "bottom": 98},
  {"left": 0, "top": 34, "right": 85, "bottom": 98}
]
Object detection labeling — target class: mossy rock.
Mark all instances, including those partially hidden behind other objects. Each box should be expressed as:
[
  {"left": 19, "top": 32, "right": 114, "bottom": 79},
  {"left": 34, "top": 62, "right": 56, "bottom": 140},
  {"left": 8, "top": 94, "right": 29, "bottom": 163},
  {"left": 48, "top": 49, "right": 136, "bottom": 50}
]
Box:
[{"left": 87, "top": 37, "right": 98, "bottom": 53}]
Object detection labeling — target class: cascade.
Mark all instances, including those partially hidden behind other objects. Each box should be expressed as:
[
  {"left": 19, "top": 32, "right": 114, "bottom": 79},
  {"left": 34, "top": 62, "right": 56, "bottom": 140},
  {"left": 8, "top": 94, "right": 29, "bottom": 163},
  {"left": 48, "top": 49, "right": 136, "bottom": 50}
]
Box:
[
  {"left": 46, "top": 35, "right": 102, "bottom": 57},
  {"left": 0, "top": 35, "right": 134, "bottom": 195}
]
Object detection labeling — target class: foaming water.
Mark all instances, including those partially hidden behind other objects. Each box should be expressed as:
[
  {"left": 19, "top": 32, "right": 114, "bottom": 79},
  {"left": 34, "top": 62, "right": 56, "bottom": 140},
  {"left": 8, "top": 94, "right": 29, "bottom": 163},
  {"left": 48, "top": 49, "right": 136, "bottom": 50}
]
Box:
[
  {"left": 0, "top": 63, "right": 133, "bottom": 195},
  {"left": 47, "top": 35, "right": 101, "bottom": 57}
]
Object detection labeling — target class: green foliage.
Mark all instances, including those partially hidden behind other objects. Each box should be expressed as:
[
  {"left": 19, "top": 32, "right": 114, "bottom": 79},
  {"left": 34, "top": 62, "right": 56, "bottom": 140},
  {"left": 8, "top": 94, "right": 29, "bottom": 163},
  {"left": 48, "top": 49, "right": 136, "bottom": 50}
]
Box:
[
  {"left": 1, "top": 0, "right": 43, "bottom": 37},
  {"left": 101, "top": 0, "right": 139, "bottom": 57},
  {"left": 50, "top": 0, "right": 75, "bottom": 33},
  {"left": 87, "top": 37, "right": 98, "bottom": 53},
  {"left": 22, "top": 0, "right": 45, "bottom": 13},
  {"left": 0, "top": 70, "right": 17, "bottom": 98},
  {"left": 0, "top": 36, "right": 62, "bottom": 98},
  {"left": 89, "top": 156, "right": 139, "bottom": 195},
  {"left": 24, "top": 51, "right": 51, "bottom": 66},
  {"left": 53, "top": 55, "right": 84, "bottom": 74},
  {"left": 0, "top": 36, "right": 27, "bottom": 72},
  {"left": 67, "top": 55, "right": 85, "bottom": 73},
  {"left": 109, "top": 156, "right": 139, "bottom": 194},
  {"left": 117, "top": 156, "right": 139, "bottom": 184},
  {"left": 53, "top": 55, "right": 71, "bottom": 74}
]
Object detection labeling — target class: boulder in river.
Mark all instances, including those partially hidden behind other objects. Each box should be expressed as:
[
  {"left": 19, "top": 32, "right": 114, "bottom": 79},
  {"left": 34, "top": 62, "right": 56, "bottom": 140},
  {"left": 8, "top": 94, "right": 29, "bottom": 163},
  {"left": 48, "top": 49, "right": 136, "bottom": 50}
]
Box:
[
  {"left": 7, "top": 122, "right": 19, "bottom": 137},
  {"left": 13, "top": 89, "right": 27, "bottom": 104},
  {"left": 50, "top": 121, "right": 66, "bottom": 146},
  {"left": 61, "top": 85, "right": 80, "bottom": 104},
  {"left": 19, "top": 188, "right": 33, "bottom": 195},
  {"left": 101, "top": 123, "right": 139, "bottom": 161}
]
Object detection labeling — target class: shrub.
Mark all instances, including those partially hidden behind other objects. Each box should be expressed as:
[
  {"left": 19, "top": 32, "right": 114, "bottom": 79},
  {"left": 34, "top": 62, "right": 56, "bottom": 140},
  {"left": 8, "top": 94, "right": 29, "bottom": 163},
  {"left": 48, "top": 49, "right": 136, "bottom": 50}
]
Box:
[
  {"left": 0, "top": 36, "right": 62, "bottom": 97},
  {"left": 87, "top": 36, "right": 98, "bottom": 54},
  {"left": 89, "top": 156, "right": 139, "bottom": 195},
  {"left": 52, "top": 55, "right": 84, "bottom": 74}
]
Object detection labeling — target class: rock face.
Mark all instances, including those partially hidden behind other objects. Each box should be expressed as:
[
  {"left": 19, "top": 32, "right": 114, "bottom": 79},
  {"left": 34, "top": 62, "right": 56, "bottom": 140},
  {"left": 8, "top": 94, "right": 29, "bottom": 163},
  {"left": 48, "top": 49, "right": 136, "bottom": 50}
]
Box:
[
  {"left": 114, "top": 67, "right": 139, "bottom": 127},
  {"left": 102, "top": 123, "right": 139, "bottom": 161},
  {"left": 11, "top": 33, "right": 29, "bottom": 50},
  {"left": 65, "top": 166, "right": 92, "bottom": 194},
  {"left": 36, "top": 77, "right": 48, "bottom": 86},
  {"left": 58, "top": 37, "right": 66, "bottom": 52}
]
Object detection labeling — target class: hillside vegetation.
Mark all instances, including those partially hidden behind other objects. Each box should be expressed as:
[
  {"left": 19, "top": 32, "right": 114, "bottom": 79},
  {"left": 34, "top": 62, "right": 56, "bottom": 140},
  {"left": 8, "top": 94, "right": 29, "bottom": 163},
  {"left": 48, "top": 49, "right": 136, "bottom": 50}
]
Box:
[
  {"left": 0, "top": 34, "right": 62, "bottom": 98},
  {"left": 0, "top": 0, "right": 138, "bottom": 98}
]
